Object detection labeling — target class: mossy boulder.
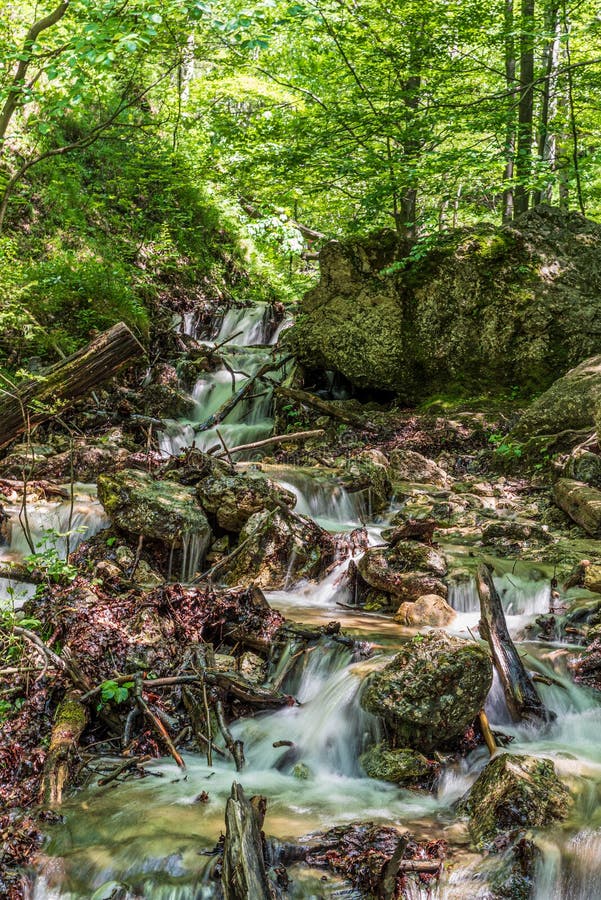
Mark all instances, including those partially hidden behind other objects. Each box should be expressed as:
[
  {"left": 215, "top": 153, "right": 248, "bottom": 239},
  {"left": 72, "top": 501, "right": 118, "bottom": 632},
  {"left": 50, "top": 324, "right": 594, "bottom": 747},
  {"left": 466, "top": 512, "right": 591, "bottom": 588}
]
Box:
[
  {"left": 97, "top": 468, "right": 211, "bottom": 550},
  {"left": 219, "top": 507, "right": 336, "bottom": 590},
  {"left": 196, "top": 469, "right": 296, "bottom": 532},
  {"left": 511, "top": 355, "right": 601, "bottom": 441},
  {"left": 360, "top": 631, "right": 492, "bottom": 751},
  {"left": 288, "top": 207, "right": 601, "bottom": 400},
  {"left": 359, "top": 743, "right": 435, "bottom": 787},
  {"left": 357, "top": 541, "right": 448, "bottom": 600},
  {"left": 459, "top": 753, "right": 571, "bottom": 846}
]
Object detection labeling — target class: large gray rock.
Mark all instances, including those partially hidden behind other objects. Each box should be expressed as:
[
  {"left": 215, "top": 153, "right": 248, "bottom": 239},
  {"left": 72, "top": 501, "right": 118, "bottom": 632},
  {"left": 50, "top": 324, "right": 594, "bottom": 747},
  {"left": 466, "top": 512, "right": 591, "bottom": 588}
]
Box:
[
  {"left": 512, "top": 355, "right": 601, "bottom": 440},
  {"left": 553, "top": 478, "right": 601, "bottom": 535},
  {"left": 389, "top": 450, "right": 449, "bottom": 486},
  {"left": 357, "top": 541, "right": 448, "bottom": 601},
  {"left": 219, "top": 507, "right": 336, "bottom": 590},
  {"left": 97, "top": 469, "right": 211, "bottom": 549},
  {"left": 360, "top": 631, "right": 492, "bottom": 751},
  {"left": 287, "top": 207, "right": 601, "bottom": 400}
]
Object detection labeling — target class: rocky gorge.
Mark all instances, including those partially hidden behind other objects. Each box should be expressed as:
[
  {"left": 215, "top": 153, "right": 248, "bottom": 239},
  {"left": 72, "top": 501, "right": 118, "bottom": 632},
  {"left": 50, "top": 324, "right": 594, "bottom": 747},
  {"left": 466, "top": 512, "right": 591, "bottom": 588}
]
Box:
[{"left": 3, "top": 209, "right": 601, "bottom": 899}]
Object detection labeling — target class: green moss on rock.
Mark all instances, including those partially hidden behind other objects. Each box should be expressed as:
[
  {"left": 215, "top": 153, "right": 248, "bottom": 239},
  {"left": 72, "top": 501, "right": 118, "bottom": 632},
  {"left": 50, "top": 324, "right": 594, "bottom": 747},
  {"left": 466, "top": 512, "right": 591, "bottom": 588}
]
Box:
[
  {"left": 288, "top": 208, "right": 601, "bottom": 400},
  {"left": 459, "top": 753, "right": 571, "bottom": 846},
  {"left": 360, "top": 631, "right": 492, "bottom": 752},
  {"left": 97, "top": 468, "right": 211, "bottom": 549},
  {"left": 359, "top": 743, "right": 434, "bottom": 787}
]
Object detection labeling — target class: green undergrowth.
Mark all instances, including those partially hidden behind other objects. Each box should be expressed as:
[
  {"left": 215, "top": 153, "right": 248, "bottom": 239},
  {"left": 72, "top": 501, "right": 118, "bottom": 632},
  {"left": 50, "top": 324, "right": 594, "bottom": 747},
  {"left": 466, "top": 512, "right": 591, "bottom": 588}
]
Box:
[{"left": 0, "top": 129, "right": 287, "bottom": 373}]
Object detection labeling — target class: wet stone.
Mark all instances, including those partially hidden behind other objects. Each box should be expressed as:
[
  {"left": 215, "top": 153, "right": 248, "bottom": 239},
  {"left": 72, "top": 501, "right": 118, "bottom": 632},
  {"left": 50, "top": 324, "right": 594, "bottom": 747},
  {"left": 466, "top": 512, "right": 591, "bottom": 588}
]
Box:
[
  {"left": 361, "top": 631, "right": 492, "bottom": 752},
  {"left": 459, "top": 753, "right": 571, "bottom": 847}
]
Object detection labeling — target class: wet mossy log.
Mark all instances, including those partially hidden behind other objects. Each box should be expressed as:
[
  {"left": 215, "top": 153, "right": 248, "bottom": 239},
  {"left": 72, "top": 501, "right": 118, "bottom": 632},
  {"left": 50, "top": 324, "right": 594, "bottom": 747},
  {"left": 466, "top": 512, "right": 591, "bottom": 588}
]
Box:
[
  {"left": 221, "top": 782, "right": 271, "bottom": 900},
  {"left": 40, "top": 692, "right": 88, "bottom": 807},
  {"left": 477, "top": 563, "right": 551, "bottom": 725},
  {"left": 0, "top": 322, "right": 144, "bottom": 449}
]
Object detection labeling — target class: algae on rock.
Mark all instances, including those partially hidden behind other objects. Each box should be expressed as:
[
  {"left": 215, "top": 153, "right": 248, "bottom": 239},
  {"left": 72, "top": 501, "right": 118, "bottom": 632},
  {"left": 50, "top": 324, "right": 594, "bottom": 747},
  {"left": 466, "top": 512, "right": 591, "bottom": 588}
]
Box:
[
  {"left": 460, "top": 753, "right": 571, "bottom": 846},
  {"left": 360, "top": 631, "right": 492, "bottom": 752}
]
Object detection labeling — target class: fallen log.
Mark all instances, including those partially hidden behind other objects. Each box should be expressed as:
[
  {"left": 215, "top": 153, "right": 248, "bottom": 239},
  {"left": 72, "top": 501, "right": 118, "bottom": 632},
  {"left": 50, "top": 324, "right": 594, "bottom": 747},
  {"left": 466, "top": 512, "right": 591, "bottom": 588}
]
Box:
[
  {"left": 276, "top": 386, "right": 378, "bottom": 433},
  {"left": 213, "top": 428, "right": 325, "bottom": 459},
  {"left": 222, "top": 782, "right": 272, "bottom": 900},
  {"left": 0, "top": 322, "right": 144, "bottom": 450},
  {"left": 40, "top": 692, "right": 88, "bottom": 807},
  {"left": 0, "top": 562, "right": 43, "bottom": 584},
  {"left": 476, "top": 563, "right": 551, "bottom": 725}
]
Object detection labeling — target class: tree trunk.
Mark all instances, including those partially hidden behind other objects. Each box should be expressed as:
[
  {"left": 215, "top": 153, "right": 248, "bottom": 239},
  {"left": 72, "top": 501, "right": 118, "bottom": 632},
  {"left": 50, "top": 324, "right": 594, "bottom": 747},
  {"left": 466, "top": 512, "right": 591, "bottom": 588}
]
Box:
[
  {"left": 533, "top": 2, "right": 561, "bottom": 205},
  {"left": 0, "top": 322, "right": 144, "bottom": 449},
  {"left": 502, "top": 0, "right": 516, "bottom": 222},
  {"left": 476, "top": 564, "right": 551, "bottom": 725},
  {"left": 221, "top": 782, "right": 272, "bottom": 900},
  {"left": 514, "top": 0, "right": 536, "bottom": 216}
]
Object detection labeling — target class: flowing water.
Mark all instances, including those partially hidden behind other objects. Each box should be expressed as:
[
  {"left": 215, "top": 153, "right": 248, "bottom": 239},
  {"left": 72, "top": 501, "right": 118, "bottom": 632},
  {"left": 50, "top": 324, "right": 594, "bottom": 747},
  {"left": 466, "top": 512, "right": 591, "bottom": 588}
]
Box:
[
  {"left": 0, "top": 484, "right": 108, "bottom": 611},
  {"left": 27, "top": 306, "right": 601, "bottom": 898}
]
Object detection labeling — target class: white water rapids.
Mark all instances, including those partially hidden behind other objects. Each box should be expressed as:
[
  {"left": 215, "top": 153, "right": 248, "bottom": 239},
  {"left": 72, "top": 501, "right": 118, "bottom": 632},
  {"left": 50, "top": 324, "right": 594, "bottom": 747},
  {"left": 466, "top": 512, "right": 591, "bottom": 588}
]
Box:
[{"left": 17, "top": 304, "right": 601, "bottom": 899}]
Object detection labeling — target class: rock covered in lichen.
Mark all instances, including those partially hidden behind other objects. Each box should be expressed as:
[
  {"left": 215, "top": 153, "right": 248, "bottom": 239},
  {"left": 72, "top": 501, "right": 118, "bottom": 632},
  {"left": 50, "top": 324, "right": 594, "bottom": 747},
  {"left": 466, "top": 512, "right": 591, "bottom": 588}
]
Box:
[
  {"left": 288, "top": 207, "right": 601, "bottom": 399},
  {"left": 359, "top": 743, "right": 436, "bottom": 787},
  {"left": 97, "top": 468, "right": 211, "bottom": 550},
  {"left": 357, "top": 541, "right": 448, "bottom": 601},
  {"left": 511, "top": 355, "right": 601, "bottom": 441},
  {"left": 394, "top": 594, "right": 456, "bottom": 627},
  {"left": 219, "top": 507, "right": 336, "bottom": 589},
  {"left": 459, "top": 753, "right": 571, "bottom": 846},
  {"left": 339, "top": 451, "right": 392, "bottom": 513},
  {"left": 389, "top": 449, "right": 449, "bottom": 486},
  {"left": 361, "top": 632, "right": 492, "bottom": 751},
  {"left": 196, "top": 468, "right": 296, "bottom": 532}
]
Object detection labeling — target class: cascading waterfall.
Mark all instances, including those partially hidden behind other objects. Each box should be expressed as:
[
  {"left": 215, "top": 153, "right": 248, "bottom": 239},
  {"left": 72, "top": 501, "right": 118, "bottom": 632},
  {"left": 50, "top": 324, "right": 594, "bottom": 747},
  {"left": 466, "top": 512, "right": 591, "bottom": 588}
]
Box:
[
  {"left": 159, "top": 304, "right": 287, "bottom": 461},
  {"left": 179, "top": 530, "right": 210, "bottom": 583},
  {"left": 30, "top": 301, "right": 601, "bottom": 899}
]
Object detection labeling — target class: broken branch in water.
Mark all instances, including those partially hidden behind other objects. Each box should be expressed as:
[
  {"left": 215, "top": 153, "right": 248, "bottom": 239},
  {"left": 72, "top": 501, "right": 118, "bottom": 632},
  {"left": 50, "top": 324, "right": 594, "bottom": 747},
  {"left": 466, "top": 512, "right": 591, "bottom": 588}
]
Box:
[
  {"left": 213, "top": 428, "right": 325, "bottom": 459},
  {"left": 476, "top": 563, "right": 552, "bottom": 725}
]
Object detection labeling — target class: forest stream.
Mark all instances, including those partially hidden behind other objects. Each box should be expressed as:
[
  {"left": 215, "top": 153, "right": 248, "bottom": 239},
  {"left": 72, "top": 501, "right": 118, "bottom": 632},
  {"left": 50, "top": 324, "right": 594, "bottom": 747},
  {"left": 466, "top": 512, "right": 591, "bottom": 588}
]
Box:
[{"left": 0, "top": 305, "right": 598, "bottom": 899}]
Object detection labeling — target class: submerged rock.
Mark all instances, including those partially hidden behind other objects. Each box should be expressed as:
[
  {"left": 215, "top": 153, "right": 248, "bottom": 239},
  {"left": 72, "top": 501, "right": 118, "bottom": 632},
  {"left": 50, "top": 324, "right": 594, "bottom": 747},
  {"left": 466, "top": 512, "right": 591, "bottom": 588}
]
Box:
[
  {"left": 394, "top": 594, "right": 456, "bottom": 627},
  {"left": 361, "top": 631, "right": 492, "bottom": 751},
  {"left": 219, "top": 507, "right": 336, "bottom": 590},
  {"left": 359, "top": 743, "right": 435, "bottom": 787},
  {"left": 97, "top": 468, "right": 212, "bottom": 550},
  {"left": 288, "top": 207, "right": 601, "bottom": 399},
  {"left": 460, "top": 753, "right": 571, "bottom": 846},
  {"left": 553, "top": 478, "right": 601, "bottom": 535},
  {"left": 196, "top": 469, "right": 296, "bottom": 532}
]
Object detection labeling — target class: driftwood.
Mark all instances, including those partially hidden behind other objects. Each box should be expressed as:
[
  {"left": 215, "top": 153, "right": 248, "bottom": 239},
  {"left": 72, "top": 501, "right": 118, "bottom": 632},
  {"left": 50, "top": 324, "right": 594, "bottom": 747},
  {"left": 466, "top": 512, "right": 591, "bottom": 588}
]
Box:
[
  {"left": 213, "top": 428, "right": 325, "bottom": 459},
  {"left": 476, "top": 564, "right": 551, "bottom": 724},
  {"left": 478, "top": 709, "right": 498, "bottom": 756},
  {"left": 276, "top": 386, "right": 378, "bottom": 432},
  {"left": 0, "top": 322, "right": 144, "bottom": 449},
  {"left": 222, "top": 782, "right": 272, "bottom": 900},
  {"left": 40, "top": 692, "right": 88, "bottom": 807}
]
